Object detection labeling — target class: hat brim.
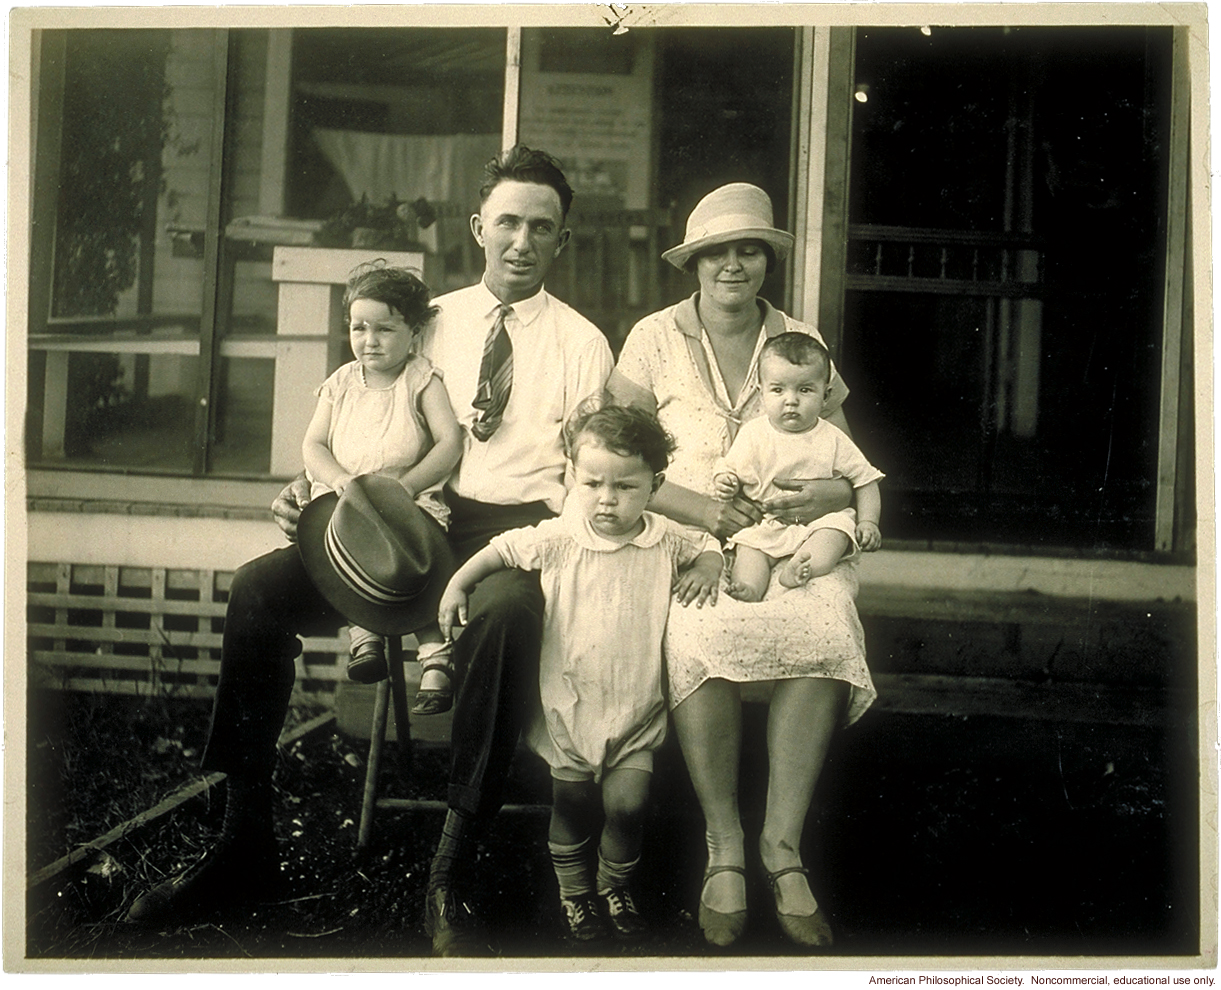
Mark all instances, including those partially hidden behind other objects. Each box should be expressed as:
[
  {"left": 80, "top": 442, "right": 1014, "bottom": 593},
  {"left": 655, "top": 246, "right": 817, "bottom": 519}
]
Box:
[
  {"left": 297, "top": 490, "right": 454, "bottom": 636},
  {"left": 661, "top": 227, "right": 795, "bottom": 271}
]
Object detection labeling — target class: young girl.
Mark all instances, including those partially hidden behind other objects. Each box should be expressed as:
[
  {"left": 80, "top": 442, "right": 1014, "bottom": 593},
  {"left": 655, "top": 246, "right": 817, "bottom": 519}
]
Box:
[
  {"left": 437, "top": 404, "right": 722, "bottom": 943},
  {"left": 714, "top": 331, "right": 885, "bottom": 602},
  {"left": 303, "top": 263, "right": 463, "bottom": 714}
]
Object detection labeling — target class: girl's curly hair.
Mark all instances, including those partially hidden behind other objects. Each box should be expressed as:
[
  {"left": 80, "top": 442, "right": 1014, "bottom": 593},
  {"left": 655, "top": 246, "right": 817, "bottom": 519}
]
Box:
[
  {"left": 563, "top": 394, "right": 676, "bottom": 474},
  {"left": 343, "top": 261, "right": 439, "bottom": 330}
]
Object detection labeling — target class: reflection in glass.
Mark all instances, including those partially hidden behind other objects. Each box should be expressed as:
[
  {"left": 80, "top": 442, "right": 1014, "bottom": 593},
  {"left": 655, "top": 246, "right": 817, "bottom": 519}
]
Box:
[
  {"left": 210, "top": 358, "right": 275, "bottom": 475},
  {"left": 287, "top": 28, "right": 506, "bottom": 296},
  {"left": 37, "top": 351, "right": 200, "bottom": 473},
  {"left": 519, "top": 27, "right": 795, "bottom": 351}
]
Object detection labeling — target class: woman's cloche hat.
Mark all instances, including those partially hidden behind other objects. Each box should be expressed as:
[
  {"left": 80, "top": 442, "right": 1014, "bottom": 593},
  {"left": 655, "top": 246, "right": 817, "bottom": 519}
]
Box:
[
  {"left": 661, "top": 182, "right": 795, "bottom": 271},
  {"left": 298, "top": 474, "right": 454, "bottom": 636}
]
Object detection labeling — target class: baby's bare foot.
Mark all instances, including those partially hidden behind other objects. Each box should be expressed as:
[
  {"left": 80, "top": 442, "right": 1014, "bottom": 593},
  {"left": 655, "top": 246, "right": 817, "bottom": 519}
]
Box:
[
  {"left": 726, "top": 579, "right": 764, "bottom": 602},
  {"left": 778, "top": 552, "right": 813, "bottom": 589}
]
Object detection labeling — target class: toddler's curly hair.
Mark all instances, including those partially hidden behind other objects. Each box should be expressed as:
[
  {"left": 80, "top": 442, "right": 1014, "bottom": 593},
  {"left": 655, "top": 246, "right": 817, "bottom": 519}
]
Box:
[
  {"left": 564, "top": 396, "right": 676, "bottom": 475},
  {"left": 343, "top": 261, "right": 440, "bottom": 330}
]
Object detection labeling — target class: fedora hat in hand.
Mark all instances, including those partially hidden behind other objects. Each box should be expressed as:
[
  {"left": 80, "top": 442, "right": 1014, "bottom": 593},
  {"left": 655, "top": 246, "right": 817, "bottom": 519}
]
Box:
[
  {"left": 298, "top": 474, "right": 454, "bottom": 636},
  {"left": 661, "top": 182, "right": 795, "bottom": 271}
]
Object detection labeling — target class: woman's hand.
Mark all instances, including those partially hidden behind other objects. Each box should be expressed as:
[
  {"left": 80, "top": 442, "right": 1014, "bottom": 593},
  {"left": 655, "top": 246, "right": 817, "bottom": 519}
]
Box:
[
  {"left": 762, "top": 477, "right": 853, "bottom": 527},
  {"left": 703, "top": 493, "right": 764, "bottom": 541},
  {"left": 674, "top": 552, "right": 722, "bottom": 608},
  {"left": 271, "top": 475, "right": 312, "bottom": 543}
]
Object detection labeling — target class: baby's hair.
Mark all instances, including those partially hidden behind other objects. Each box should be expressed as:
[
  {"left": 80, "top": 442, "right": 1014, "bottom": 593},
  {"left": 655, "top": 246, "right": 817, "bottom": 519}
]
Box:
[
  {"left": 343, "top": 261, "right": 439, "bottom": 331},
  {"left": 759, "top": 332, "right": 831, "bottom": 383},
  {"left": 564, "top": 396, "right": 676, "bottom": 475}
]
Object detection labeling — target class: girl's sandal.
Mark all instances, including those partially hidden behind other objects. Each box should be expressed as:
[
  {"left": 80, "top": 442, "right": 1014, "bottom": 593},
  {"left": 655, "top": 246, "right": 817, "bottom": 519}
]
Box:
[
  {"left": 411, "top": 642, "right": 454, "bottom": 716},
  {"left": 698, "top": 865, "right": 748, "bottom": 947},
  {"left": 766, "top": 866, "right": 834, "bottom": 948}
]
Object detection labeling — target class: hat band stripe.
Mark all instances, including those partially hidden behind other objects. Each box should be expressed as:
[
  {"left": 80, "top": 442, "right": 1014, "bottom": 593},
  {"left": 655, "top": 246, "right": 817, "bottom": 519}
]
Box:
[{"left": 325, "top": 525, "right": 413, "bottom": 606}]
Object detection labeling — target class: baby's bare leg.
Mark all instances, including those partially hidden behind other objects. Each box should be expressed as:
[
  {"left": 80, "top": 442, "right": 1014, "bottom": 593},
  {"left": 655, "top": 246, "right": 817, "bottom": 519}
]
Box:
[
  {"left": 727, "top": 547, "right": 774, "bottom": 602},
  {"left": 778, "top": 530, "right": 851, "bottom": 588}
]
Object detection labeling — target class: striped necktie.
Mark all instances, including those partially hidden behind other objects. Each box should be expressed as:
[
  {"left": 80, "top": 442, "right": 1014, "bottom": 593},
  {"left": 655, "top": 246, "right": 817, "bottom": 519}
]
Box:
[{"left": 471, "top": 303, "right": 513, "bottom": 441}]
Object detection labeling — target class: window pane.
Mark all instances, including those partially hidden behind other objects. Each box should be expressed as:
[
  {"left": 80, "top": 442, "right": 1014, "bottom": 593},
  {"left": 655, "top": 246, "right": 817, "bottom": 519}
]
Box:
[
  {"left": 519, "top": 27, "right": 795, "bottom": 352},
  {"left": 209, "top": 357, "right": 275, "bottom": 474},
  {"left": 30, "top": 29, "right": 215, "bottom": 470},
  {"left": 31, "top": 350, "right": 199, "bottom": 472},
  {"left": 845, "top": 26, "right": 1171, "bottom": 549},
  {"left": 285, "top": 28, "right": 506, "bottom": 296}
]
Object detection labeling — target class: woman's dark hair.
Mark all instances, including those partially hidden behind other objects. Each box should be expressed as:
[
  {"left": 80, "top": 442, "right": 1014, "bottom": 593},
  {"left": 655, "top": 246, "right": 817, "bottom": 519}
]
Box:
[
  {"left": 564, "top": 397, "right": 676, "bottom": 475},
  {"left": 685, "top": 238, "right": 777, "bottom": 275},
  {"left": 479, "top": 145, "right": 575, "bottom": 220},
  {"left": 759, "top": 332, "right": 831, "bottom": 383},
  {"left": 343, "top": 262, "right": 439, "bottom": 330}
]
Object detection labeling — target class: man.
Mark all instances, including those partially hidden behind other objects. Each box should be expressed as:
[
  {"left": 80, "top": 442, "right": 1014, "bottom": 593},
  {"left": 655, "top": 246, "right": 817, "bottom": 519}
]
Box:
[{"left": 126, "top": 146, "right": 614, "bottom": 957}]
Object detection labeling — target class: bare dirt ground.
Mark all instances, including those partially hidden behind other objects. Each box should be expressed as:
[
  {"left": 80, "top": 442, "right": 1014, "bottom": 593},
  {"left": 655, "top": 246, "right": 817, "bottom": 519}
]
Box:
[{"left": 24, "top": 689, "right": 1200, "bottom": 964}]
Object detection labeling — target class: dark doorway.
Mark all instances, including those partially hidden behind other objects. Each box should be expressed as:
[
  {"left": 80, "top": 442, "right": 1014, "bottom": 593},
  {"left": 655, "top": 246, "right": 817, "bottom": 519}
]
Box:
[
  {"left": 843, "top": 26, "right": 1173, "bottom": 551},
  {"left": 654, "top": 27, "right": 797, "bottom": 311}
]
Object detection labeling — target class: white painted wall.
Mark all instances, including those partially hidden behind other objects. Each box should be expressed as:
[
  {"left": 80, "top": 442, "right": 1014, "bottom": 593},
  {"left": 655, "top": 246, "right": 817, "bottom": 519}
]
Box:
[
  {"left": 24, "top": 512, "right": 1197, "bottom": 604},
  {"left": 28, "top": 513, "right": 289, "bottom": 572}
]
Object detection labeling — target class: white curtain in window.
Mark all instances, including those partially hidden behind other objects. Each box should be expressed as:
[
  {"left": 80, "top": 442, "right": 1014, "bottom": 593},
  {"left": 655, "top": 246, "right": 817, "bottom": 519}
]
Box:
[{"left": 312, "top": 130, "right": 500, "bottom": 252}]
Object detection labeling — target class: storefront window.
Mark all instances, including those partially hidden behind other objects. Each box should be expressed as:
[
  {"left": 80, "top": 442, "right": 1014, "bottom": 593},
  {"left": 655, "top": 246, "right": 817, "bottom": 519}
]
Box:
[
  {"left": 286, "top": 27, "right": 506, "bottom": 296},
  {"left": 843, "top": 25, "right": 1173, "bottom": 550},
  {"left": 28, "top": 29, "right": 276, "bottom": 474},
  {"left": 28, "top": 26, "right": 507, "bottom": 477},
  {"left": 518, "top": 27, "right": 796, "bottom": 351}
]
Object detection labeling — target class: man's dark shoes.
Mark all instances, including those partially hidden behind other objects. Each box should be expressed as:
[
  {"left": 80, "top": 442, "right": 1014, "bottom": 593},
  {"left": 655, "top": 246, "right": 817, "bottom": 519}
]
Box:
[
  {"left": 126, "top": 835, "right": 279, "bottom": 925},
  {"left": 424, "top": 885, "right": 494, "bottom": 956},
  {"left": 347, "top": 638, "right": 388, "bottom": 684},
  {"left": 600, "top": 886, "right": 647, "bottom": 941},
  {"left": 560, "top": 893, "right": 608, "bottom": 942}
]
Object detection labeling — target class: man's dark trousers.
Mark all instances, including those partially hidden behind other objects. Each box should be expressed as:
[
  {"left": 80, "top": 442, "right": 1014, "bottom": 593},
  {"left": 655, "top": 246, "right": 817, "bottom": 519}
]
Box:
[{"left": 202, "top": 490, "right": 553, "bottom": 821}]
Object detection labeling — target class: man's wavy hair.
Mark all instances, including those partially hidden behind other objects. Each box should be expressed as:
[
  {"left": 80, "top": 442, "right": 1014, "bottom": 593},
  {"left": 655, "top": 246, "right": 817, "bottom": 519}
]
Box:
[
  {"left": 563, "top": 394, "right": 676, "bottom": 475},
  {"left": 479, "top": 145, "right": 575, "bottom": 220}
]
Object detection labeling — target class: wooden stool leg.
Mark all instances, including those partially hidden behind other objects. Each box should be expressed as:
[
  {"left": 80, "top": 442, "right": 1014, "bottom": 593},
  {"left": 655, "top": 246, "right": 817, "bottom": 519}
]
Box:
[
  {"left": 356, "top": 671, "right": 391, "bottom": 854},
  {"left": 387, "top": 636, "right": 413, "bottom": 760}
]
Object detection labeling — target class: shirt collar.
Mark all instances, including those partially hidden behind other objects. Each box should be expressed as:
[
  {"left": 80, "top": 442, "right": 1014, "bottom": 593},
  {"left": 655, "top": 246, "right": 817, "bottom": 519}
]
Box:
[
  {"left": 561, "top": 501, "right": 667, "bottom": 551},
  {"left": 476, "top": 277, "right": 547, "bottom": 327},
  {"left": 673, "top": 292, "right": 787, "bottom": 340}
]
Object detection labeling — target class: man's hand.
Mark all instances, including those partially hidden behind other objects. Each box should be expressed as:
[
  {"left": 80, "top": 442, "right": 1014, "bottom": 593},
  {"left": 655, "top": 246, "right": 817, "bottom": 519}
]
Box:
[
  {"left": 857, "top": 520, "right": 882, "bottom": 552},
  {"left": 704, "top": 493, "right": 764, "bottom": 541},
  {"left": 674, "top": 553, "right": 722, "bottom": 608},
  {"left": 437, "top": 585, "right": 469, "bottom": 642},
  {"left": 763, "top": 477, "right": 853, "bottom": 527},
  {"left": 272, "top": 475, "right": 312, "bottom": 543}
]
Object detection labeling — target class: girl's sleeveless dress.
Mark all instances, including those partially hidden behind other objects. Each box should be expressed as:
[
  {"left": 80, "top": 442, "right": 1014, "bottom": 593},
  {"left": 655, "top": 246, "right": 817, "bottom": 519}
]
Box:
[{"left": 310, "top": 356, "right": 450, "bottom": 529}]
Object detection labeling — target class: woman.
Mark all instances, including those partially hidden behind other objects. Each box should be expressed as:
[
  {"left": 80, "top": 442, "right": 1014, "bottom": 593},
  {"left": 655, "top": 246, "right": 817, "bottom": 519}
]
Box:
[{"left": 607, "top": 183, "right": 876, "bottom": 949}]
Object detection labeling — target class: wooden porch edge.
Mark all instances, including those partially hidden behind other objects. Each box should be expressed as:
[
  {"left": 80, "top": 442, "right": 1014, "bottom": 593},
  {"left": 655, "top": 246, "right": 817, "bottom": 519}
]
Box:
[
  {"left": 870, "top": 673, "right": 1191, "bottom": 728},
  {"left": 26, "top": 711, "right": 337, "bottom": 890}
]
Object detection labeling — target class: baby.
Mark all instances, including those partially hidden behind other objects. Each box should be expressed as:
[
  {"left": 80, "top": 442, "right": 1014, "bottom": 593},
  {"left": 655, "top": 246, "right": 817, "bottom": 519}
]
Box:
[{"left": 714, "top": 332, "right": 884, "bottom": 602}]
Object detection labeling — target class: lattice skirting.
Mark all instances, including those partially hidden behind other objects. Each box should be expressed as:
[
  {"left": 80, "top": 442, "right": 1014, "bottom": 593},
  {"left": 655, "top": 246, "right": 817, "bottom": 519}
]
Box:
[{"left": 26, "top": 561, "right": 348, "bottom": 703}]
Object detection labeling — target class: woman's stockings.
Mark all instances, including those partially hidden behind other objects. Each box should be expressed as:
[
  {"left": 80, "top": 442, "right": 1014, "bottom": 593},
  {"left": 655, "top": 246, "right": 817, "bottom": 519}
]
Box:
[
  {"left": 759, "top": 676, "right": 846, "bottom": 915},
  {"left": 673, "top": 678, "right": 747, "bottom": 913}
]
